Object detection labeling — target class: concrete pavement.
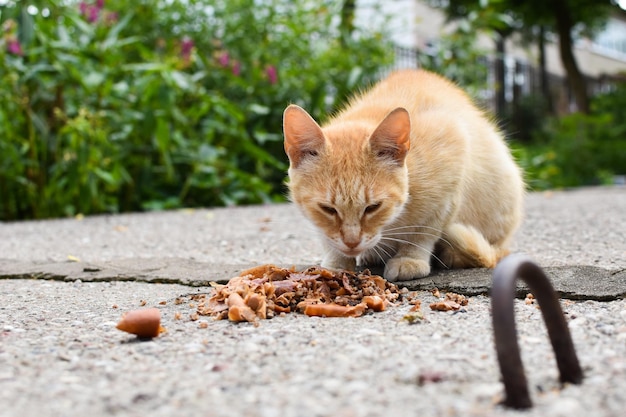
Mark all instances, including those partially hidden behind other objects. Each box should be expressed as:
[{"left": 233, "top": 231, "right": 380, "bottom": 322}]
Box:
[{"left": 0, "top": 186, "right": 625, "bottom": 416}]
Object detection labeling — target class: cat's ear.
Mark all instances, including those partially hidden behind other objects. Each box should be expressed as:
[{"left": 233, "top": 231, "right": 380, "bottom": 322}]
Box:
[
  {"left": 370, "top": 107, "right": 411, "bottom": 165},
  {"left": 283, "top": 104, "right": 325, "bottom": 168}
]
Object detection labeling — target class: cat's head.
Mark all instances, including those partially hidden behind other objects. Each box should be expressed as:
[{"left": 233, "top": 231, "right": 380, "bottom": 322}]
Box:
[{"left": 283, "top": 104, "right": 411, "bottom": 258}]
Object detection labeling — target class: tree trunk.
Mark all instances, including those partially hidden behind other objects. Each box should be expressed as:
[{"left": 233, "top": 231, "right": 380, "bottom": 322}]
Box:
[
  {"left": 552, "top": 0, "right": 590, "bottom": 113},
  {"left": 494, "top": 32, "right": 507, "bottom": 120},
  {"left": 340, "top": 0, "right": 356, "bottom": 46},
  {"left": 538, "top": 25, "right": 554, "bottom": 114}
]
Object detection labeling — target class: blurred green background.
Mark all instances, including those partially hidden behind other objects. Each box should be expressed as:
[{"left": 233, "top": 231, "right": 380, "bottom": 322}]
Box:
[{"left": 1, "top": 0, "right": 624, "bottom": 220}]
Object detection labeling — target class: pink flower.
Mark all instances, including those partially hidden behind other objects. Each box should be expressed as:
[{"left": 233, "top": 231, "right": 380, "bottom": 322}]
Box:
[
  {"left": 87, "top": 5, "right": 99, "bottom": 23},
  {"left": 79, "top": 1, "right": 102, "bottom": 23},
  {"left": 181, "top": 37, "right": 194, "bottom": 57},
  {"left": 218, "top": 51, "right": 229, "bottom": 67},
  {"left": 232, "top": 60, "right": 241, "bottom": 76},
  {"left": 79, "top": 2, "right": 89, "bottom": 15},
  {"left": 265, "top": 65, "right": 277, "bottom": 85},
  {"left": 105, "top": 11, "right": 119, "bottom": 25},
  {"left": 7, "top": 38, "right": 23, "bottom": 56},
  {"left": 179, "top": 37, "right": 194, "bottom": 66}
]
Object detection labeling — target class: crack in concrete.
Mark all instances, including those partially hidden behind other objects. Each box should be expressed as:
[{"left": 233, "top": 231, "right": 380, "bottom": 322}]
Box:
[{"left": 1, "top": 258, "right": 624, "bottom": 301}]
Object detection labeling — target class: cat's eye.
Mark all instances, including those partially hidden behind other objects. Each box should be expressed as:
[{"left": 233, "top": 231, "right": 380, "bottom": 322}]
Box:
[
  {"left": 319, "top": 204, "right": 338, "bottom": 216},
  {"left": 364, "top": 203, "right": 381, "bottom": 215}
]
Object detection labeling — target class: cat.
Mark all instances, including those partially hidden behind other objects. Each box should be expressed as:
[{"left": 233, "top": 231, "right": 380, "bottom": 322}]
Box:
[{"left": 283, "top": 69, "right": 524, "bottom": 281}]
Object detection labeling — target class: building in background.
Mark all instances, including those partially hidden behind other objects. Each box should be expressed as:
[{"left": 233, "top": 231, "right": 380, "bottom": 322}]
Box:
[{"left": 357, "top": 0, "right": 626, "bottom": 114}]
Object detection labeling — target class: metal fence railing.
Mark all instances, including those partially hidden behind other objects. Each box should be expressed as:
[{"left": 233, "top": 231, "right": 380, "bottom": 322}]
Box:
[{"left": 392, "top": 45, "right": 624, "bottom": 118}]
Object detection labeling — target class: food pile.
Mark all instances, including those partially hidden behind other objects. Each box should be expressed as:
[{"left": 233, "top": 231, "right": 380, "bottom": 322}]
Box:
[{"left": 196, "top": 264, "right": 401, "bottom": 324}]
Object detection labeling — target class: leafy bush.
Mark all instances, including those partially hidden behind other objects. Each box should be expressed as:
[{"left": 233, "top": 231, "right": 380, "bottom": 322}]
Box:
[
  {"left": 513, "top": 83, "right": 626, "bottom": 190},
  {"left": 0, "top": 0, "right": 392, "bottom": 220}
]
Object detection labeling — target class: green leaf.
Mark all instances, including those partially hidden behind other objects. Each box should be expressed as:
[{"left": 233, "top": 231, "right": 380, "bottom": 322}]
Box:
[
  {"left": 170, "top": 71, "right": 191, "bottom": 90},
  {"left": 155, "top": 118, "right": 174, "bottom": 179},
  {"left": 102, "top": 36, "right": 141, "bottom": 51},
  {"left": 83, "top": 72, "right": 106, "bottom": 89},
  {"left": 17, "top": 6, "right": 35, "bottom": 46},
  {"left": 94, "top": 168, "right": 117, "bottom": 185},
  {"left": 65, "top": 13, "right": 95, "bottom": 36},
  {"left": 347, "top": 66, "right": 363, "bottom": 89},
  {"left": 248, "top": 103, "right": 271, "bottom": 115},
  {"left": 103, "top": 12, "right": 135, "bottom": 47},
  {"left": 122, "top": 63, "right": 170, "bottom": 72}
]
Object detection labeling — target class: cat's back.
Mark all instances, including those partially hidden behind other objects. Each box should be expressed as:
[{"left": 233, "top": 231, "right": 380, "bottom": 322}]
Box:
[{"left": 332, "top": 69, "right": 476, "bottom": 123}]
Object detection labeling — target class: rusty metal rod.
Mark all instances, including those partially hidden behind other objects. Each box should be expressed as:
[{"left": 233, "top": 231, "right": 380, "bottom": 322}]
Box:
[{"left": 491, "top": 254, "right": 583, "bottom": 409}]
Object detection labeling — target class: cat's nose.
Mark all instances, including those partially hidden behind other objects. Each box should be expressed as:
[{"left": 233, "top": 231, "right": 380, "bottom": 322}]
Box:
[{"left": 343, "top": 239, "right": 360, "bottom": 249}]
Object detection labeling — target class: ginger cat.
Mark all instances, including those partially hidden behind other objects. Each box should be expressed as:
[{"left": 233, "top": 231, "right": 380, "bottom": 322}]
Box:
[{"left": 283, "top": 69, "right": 524, "bottom": 281}]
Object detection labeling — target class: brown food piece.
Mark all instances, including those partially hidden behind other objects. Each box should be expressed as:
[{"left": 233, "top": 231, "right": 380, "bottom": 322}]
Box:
[
  {"left": 116, "top": 308, "right": 163, "bottom": 338},
  {"left": 304, "top": 303, "right": 367, "bottom": 317},
  {"left": 444, "top": 292, "right": 468, "bottom": 306},
  {"left": 197, "top": 265, "right": 400, "bottom": 323},
  {"left": 409, "top": 299, "right": 422, "bottom": 312},
  {"left": 429, "top": 300, "right": 461, "bottom": 311},
  {"left": 227, "top": 293, "right": 258, "bottom": 323},
  {"left": 245, "top": 293, "right": 267, "bottom": 319},
  {"left": 363, "top": 295, "right": 385, "bottom": 312}
]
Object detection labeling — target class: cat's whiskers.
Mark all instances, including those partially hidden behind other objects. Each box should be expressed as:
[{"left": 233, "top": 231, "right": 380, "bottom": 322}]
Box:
[
  {"left": 370, "top": 242, "right": 392, "bottom": 266},
  {"left": 375, "top": 242, "right": 393, "bottom": 259},
  {"left": 384, "top": 224, "right": 445, "bottom": 233},
  {"left": 382, "top": 231, "right": 454, "bottom": 250},
  {"left": 369, "top": 246, "right": 388, "bottom": 266},
  {"left": 380, "top": 236, "right": 449, "bottom": 269}
]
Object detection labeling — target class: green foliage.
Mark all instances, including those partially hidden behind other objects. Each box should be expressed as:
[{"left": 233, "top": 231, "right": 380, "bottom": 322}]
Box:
[
  {"left": 513, "top": 83, "right": 626, "bottom": 190},
  {"left": 0, "top": 0, "right": 392, "bottom": 220},
  {"left": 417, "top": 19, "right": 490, "bottom": 98}
]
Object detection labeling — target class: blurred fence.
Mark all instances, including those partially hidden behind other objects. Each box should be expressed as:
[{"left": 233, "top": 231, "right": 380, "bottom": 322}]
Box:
[{"left": 393, "top": 45, "right": 623, "bottom": 118}]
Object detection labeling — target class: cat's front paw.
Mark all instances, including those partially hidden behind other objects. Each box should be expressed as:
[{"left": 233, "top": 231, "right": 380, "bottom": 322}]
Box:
[{"left": 384, "top": 257, "right": 430, "bottom": 281}]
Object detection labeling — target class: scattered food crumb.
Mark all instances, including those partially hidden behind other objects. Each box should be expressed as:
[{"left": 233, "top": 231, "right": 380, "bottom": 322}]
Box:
[
  {"left": 116, "top": 308, "right": 164, "bottom": 338},
  {"left": 445, "top": 292, "right": 468, "bottom": 306},
  {"left": 402, "top": 311, "right": 425, "bottom": 324},
  {"left": 429, "top": 292, "right": 468, "bottom": 311},
  {"left": 429, "top": 300, "right": 461, "bottom": 311},
  {"left": 431, "top": 287, "right": 441, "bottom": 298},
  {"left": 525, "top": 293, "right": 535, "bottom": 305},
  {"left": 139, "top": 300, "right": 147, "bottom": 306},
  {"left": 159, "top": 300, "right": 167, "bottom": 305},
  {"left": 417, "top": 370, "right": 446, "bottom": 385}
]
